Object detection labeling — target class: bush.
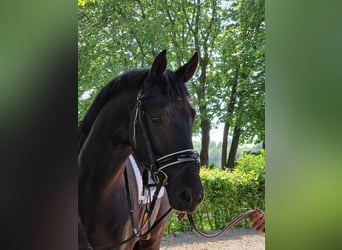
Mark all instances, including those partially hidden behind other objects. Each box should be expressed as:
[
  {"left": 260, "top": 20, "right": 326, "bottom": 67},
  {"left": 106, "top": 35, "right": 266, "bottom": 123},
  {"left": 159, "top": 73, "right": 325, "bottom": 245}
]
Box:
[{"left": 165, "top": 150, "right": 265, "bottom": 234}]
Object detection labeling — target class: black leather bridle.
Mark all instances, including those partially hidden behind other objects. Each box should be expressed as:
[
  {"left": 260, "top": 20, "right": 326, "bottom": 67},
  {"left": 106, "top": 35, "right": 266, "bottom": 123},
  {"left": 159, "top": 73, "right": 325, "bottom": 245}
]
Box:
[{"left": 132, "top": 85, "right": 200, "bottom": 186}]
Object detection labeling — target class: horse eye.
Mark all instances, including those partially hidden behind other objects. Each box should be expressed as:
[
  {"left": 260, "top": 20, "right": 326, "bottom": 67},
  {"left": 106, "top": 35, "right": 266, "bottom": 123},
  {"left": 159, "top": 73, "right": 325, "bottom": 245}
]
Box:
[{"left": 151, "top": 116, "right": 162, "bottom": 125}]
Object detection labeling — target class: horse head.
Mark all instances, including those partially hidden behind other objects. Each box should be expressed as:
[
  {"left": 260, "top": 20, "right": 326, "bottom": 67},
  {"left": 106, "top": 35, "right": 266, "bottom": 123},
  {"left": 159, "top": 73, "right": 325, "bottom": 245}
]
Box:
[{"left": 130, "top": 50, "right": 204, "bottom": 213}]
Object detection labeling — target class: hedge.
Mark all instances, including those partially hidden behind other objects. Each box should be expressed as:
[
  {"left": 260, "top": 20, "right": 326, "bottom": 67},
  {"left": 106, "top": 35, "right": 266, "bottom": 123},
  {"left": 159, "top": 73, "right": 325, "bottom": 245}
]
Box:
[{"left": 165, "top": 150, "right": 265, "bottom": 234}]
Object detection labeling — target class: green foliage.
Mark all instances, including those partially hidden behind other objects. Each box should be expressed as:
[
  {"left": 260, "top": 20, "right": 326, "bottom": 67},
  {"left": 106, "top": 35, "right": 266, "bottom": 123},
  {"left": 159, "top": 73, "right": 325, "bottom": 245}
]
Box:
[
  {"left": 165, "top": 150, "right": 265, "bottom": 234},
  {"left": 193, "top": 140, "right": 222, "bottom": 167},
  {"left": 78, "top": 0, "right": 95, "bottom": 7},
  {"left": 208, "top": 141, "right": 222, "bottom": 167},
  {"left": 78, "top": 0, "right": 265, "bottom": 165},
  {"left": 208, "top": 162, "right": 217, "bottom": 170},
  {"left": 216, "top": 0, "right": 265, "bottom": 145}
]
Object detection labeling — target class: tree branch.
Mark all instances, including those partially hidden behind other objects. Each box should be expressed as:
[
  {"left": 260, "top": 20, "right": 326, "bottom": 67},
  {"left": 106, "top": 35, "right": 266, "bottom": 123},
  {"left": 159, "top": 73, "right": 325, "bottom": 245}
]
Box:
[{"left": 116, "top": 6, "right": 146, "bottom": 63}]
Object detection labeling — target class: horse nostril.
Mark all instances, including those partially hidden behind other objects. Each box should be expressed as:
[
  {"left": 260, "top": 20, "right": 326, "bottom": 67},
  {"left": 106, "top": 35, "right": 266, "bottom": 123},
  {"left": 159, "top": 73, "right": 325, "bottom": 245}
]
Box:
[{"left": 180, "top": 189, "right": 192, "bottom": 203}]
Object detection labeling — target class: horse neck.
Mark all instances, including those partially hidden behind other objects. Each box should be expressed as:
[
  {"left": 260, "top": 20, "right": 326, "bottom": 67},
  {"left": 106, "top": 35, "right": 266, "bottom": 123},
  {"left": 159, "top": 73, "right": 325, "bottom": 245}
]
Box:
[{"left": 78, "top": 90, "right": 137, "bottom": 205}]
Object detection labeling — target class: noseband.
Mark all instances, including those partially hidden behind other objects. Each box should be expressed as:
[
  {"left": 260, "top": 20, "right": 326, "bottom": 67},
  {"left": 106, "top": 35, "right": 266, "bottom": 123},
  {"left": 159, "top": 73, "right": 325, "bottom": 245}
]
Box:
[{"left": 132, "top": 86, "right": 199, "bottom": 186}]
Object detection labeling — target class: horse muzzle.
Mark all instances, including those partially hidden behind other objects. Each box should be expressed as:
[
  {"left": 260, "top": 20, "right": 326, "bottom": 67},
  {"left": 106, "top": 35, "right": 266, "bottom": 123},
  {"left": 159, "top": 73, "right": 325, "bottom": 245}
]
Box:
[
  {"left": 175, "top": 186, "right": 204, "bottom": 213},
  {"left": 165, "top": 162, "right": 204, "bottom": 213}
]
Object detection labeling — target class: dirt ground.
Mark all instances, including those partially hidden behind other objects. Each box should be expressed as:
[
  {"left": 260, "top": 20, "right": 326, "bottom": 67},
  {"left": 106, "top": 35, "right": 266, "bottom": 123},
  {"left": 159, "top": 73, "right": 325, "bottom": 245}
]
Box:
[{"left": 160, "top": 228, "right": 265, "bottom": 250}]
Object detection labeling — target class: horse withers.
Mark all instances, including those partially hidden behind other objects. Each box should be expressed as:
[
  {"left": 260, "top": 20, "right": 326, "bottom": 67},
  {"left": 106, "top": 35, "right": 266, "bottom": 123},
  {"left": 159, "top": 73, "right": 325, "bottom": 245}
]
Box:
[{"left": 78, "top": 50, "right": 204, "bottom": 249}]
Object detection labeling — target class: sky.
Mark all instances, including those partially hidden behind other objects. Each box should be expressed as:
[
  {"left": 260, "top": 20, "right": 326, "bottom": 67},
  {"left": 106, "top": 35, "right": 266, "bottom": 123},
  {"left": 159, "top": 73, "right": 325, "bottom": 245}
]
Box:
[{"left": 193, "top": 122, "right": 224, "bottom": 143}]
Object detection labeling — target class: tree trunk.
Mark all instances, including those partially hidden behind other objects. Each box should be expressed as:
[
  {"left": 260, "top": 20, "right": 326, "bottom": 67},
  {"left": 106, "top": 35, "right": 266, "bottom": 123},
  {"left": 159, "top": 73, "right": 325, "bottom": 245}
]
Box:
[
  {"left": 221, "top": 122, "right": 230, "bottom": 169},
  {"left": 227, "top": 126, "right": 241, "bottom": 169},
  {"left": 200, "top": 120, "right": 210, "bottom": 167},
  {"left": 221, "top": 66, "right": 239, "bottom": 170}
]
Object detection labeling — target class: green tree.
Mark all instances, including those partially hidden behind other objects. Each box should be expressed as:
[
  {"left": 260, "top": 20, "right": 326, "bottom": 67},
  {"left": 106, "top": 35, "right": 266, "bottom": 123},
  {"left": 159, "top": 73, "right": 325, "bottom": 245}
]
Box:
[
  {"left": 78, "top": 0, "right": 265, "bottom": 169},
  {"left": 217, "top": 0, "right": 265, "bottom": 169},
  {"left": 78, "top": 0, "right": 225, "bottom": 167}
]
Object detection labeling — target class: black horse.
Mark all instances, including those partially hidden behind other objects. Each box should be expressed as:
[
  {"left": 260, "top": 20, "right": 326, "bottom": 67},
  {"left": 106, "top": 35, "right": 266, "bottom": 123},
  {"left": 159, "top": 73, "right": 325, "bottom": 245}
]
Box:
[{"left": 78, "top": 50, "right": 204, "bottom": 249}]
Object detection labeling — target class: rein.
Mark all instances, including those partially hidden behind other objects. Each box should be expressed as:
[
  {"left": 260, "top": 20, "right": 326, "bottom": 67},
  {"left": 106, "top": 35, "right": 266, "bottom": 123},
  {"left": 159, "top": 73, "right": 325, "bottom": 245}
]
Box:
[{"left": 178, "top": 209, "right": 258, "bottom": 238}]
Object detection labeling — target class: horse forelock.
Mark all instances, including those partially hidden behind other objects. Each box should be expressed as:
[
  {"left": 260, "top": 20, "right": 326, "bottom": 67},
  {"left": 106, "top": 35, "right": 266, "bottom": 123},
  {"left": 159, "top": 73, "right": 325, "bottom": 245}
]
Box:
[{"left": 160, "top": 70, "right": 190, "bottom": 100}]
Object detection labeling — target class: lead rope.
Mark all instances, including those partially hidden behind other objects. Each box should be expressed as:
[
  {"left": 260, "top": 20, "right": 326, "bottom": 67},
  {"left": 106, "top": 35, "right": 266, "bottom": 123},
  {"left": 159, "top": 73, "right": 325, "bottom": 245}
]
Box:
[{"left": 178, "top": 209, "right": 258, "bottom": 238}]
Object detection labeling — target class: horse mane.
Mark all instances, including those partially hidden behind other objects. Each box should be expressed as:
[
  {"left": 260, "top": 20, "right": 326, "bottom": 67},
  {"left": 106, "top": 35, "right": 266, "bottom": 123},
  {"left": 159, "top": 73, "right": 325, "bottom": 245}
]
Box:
[
  {"left": 79, "top": 68, "right": 148, "bottom": 136},
  {"left": 78, "top": 68, "right": 190, "bottom": 141}
]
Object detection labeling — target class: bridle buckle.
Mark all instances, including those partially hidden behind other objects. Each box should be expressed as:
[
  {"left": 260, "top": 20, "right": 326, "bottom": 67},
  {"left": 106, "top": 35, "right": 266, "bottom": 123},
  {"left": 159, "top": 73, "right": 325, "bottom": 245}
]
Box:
[{"left": 152, "top": 170, "right": 168, "bottom": 186}]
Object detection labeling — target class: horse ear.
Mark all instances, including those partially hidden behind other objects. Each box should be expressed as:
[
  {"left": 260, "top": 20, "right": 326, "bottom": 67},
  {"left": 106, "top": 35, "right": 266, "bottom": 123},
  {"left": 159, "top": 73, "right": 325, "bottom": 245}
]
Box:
[
  {"left": 149, "top": 50, "right": 167, "bottom": 80},
  {"left": 175, "top": 52, "right": 199, "bottom": 83}
]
